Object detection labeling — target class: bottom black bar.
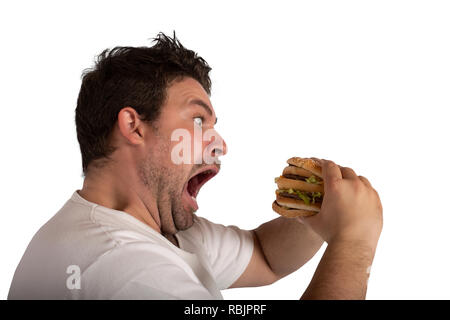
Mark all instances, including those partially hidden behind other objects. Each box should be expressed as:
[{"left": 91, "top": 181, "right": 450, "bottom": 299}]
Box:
[{"left": 2, "top": 300, "right": 449, "bottom": 318}]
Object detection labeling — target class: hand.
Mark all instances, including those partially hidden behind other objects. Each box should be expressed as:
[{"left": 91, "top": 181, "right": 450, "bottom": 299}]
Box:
[{"left": 298, "top": 159, "right": 383, "bottom": 247}]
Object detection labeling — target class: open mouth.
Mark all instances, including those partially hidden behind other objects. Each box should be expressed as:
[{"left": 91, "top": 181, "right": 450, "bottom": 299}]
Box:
[{"left": 186, "top": 168, "right": 219, "bottom": 199}]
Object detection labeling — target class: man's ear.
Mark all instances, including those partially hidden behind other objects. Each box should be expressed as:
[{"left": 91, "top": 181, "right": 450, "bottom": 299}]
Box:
[{"left": 116, "top": 107, "right": 145, "bottom": 145}]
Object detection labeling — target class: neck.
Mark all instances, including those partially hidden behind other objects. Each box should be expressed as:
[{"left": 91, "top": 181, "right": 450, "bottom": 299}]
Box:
[
  {"left": 163, "top": 233, "right": 180, "bottom": 248},
  {"left": 79, "top": 165, "right": 162, "bottom": 234}
]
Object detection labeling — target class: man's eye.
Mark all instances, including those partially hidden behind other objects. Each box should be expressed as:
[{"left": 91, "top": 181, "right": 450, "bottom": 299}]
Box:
[{"left": 193, "top": 117, "right": 203, "bottom": 127}]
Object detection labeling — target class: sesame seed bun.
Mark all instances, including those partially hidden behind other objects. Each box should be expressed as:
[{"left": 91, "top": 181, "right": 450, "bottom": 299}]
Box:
[{"left": 286, "top": 157, "right": 323, "bottom": 178}]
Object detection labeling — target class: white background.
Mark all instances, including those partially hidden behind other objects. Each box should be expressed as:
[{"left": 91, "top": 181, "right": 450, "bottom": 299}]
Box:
[{"left": 1, "top": 0, "right": 449, "bottom": 300}]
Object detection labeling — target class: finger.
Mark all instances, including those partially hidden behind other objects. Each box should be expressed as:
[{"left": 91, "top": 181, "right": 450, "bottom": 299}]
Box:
[
  {"left": 323, "top": 160, "right": 342, "bottom": 184},
  {"left": 339, "top": 166, "right": 358, "bottom": 180},
  {"left": 358, "top": 175, "right": 372, "bottom": 188},
  {"left": 310, "top": 157, "right": 324, "bottom": 165}
]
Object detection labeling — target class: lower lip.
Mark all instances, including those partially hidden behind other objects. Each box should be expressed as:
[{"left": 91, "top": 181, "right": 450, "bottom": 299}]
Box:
[{"left": 182, "top": 187, "right": 199, "bottom": 212}]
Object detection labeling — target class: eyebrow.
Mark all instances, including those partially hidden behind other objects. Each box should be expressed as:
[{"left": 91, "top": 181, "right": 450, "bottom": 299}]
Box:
[{"left": 189, "top": 99, "right": 218, "bottom": 125}]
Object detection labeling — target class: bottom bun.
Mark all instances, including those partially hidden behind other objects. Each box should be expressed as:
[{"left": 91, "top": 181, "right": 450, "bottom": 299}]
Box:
[{"left": 272, "top": 201, "right": 318, "bottom": 218}]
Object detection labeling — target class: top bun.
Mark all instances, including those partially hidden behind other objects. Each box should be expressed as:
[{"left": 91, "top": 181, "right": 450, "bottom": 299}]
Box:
[{"left": 287, "top": 157, "right": 323, "bottom": 178}]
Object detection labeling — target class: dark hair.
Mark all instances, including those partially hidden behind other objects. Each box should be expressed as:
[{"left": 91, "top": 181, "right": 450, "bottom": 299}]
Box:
[{"left": 75, "top": 31, "right": 212, "bottom": 177}]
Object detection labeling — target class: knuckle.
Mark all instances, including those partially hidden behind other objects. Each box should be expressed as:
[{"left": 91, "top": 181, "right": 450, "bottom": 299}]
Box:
[
  {"left": 343, "top": 166, "right": 355, "bottom": 173},
  {"left": 372, "top": 188, "right": 382, "bottom": 202},
  {"left": 327, "top": 160, "right": 337, "bottom": 167},
  {"left": 352, "top": 178, "right": 364, "bottom": 190},
  {"left": 326, "top": 177, "right": 341, "bottom": 191},
  {"left": 378, "top": 198, "right": 384, "bottom": 212},
  {"left": 373, "top": 188, "right": 380, "bottom": 197}
]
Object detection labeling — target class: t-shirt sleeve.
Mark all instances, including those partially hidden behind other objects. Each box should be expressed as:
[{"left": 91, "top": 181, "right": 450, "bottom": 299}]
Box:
[{"left": 194, "top": 216, "right": 254, "bottom": 290}]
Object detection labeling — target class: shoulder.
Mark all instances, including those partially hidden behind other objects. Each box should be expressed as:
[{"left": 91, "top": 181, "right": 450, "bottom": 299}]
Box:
[
  {"left": 178, "top": 214, "right": 253, "bottom": 254},
  {"left": 177, "top": 214, "right": 229, "bottom": 243}
]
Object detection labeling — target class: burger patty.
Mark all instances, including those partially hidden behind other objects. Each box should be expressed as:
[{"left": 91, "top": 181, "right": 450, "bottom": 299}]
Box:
[
  {"left": 283, "top": 173, "right": 323, "bottom": 184},
  {"left": 283, "top": 174, "right": 308, "bottom": 180},
  {"left": 279, "top": 191, "right": 323, "bottom": 203}
]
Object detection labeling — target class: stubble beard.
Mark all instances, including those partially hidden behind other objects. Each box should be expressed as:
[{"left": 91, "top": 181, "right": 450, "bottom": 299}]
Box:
[{"left": 137, "top": 145, "right": 194, "bottom": 236}]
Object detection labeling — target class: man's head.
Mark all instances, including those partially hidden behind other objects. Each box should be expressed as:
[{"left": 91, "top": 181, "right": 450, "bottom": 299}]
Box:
[{"left": 75, "top": 32, "right": 227, "bottom": 235}]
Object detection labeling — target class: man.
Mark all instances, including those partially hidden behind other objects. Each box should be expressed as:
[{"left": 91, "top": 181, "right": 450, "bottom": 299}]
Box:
[{"left": 8, "top": 32, "right": 383, "bottom": 300}]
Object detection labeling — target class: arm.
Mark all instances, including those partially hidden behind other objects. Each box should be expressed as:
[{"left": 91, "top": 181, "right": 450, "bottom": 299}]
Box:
[
  {"left": 254, "top": 216, "right": 324, "bottom": 278},
  {"left": 298, "top": 159, "right": 383, "bottom": 300},
  {"left": 301, "top": 238, "right": 376, "bottom": 299},
  {"left": 229, "top": 217, "right": 323, "bottom": 288}
]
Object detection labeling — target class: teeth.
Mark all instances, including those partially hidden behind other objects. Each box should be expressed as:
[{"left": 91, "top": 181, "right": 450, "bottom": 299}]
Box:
[{"left": 191, "top": 195, "right": 196, "bottom": 201}]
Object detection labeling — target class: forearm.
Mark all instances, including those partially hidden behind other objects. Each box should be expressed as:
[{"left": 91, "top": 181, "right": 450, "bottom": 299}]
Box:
[
  {"left": 254, "top": 216, "right": 324, "bottom": 278},
  {"left": 301, "top": 239, "right": 376, "bottom": 300}
]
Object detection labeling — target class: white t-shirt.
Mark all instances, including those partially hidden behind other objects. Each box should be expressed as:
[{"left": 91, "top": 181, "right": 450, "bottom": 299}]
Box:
[{"left": 8, "top": 191, "right": 254, "bottom": 300}]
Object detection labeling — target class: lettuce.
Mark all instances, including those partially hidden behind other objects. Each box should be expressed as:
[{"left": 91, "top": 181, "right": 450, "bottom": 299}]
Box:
[
  {"left": 295, "top": 191, "right": 311, "bottom": 205},
  {"left": 306, "top": 175, "right": 324, "bottom": 184},
  {"left": 278, "top": 189, "right": 323, "bottom": 205},
  {"left": 311, "top": 192, "right": 322, "bottom": 204}
]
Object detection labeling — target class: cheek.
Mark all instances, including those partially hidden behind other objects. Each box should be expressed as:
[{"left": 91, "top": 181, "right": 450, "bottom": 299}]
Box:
[
  {"left": 170, "top": 124, "right": 203, "bottom": 164},
  {"left": 192, "top": 126, "right": 205, "bottom": 163},
  {"left": 151, "top": 139, "right": 172, "bottom": 165}
]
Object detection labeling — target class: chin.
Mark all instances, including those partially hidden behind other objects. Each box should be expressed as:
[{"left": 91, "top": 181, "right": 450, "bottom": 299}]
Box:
[{"left": 173, "top": 208, "right": 195, "bottom": 232}]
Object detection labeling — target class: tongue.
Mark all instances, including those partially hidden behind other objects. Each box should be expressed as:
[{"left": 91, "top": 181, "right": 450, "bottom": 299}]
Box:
[{"left": 188, "top": 175, "right": 199, "bottom": 197}]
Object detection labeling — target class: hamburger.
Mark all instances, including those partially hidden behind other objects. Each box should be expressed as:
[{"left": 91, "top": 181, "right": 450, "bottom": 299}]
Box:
[{"left": 272, "top": 157, "right": 324, "bottom": 218}]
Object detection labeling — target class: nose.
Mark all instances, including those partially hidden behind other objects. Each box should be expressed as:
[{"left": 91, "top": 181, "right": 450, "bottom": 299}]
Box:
[
  {"left": 213, "top": 136, "right": 227, "bottom": 158},
  {"left": 204, "top": 129, "right": 227, "bottom": 161}
]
